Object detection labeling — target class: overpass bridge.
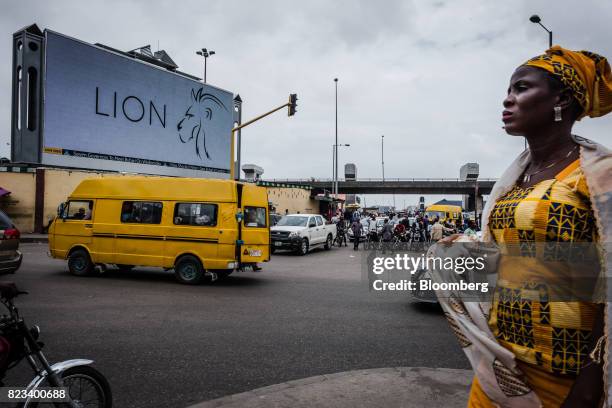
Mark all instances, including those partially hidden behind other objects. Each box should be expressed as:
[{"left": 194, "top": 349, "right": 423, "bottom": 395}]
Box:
[{"left": 262, "top": 178, "right": 497, "bottom": 195}]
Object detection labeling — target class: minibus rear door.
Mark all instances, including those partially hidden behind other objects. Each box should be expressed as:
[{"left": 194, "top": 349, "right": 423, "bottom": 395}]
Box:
[{"left": 239, "top": 184, "right": 270, "bottom": 263}]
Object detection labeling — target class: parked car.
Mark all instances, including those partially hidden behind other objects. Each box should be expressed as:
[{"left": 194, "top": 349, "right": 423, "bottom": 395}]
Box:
[
  {"left": 0, "top": 210, "right": 22, "bottom": 274},
  {"left": 270, "top": 214, "right": 336, "bottom": 255}
]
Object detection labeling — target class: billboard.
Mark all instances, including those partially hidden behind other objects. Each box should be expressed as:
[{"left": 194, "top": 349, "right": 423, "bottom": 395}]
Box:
[{"left": 41, "top": 31, "right": 234, "bottom": 177}]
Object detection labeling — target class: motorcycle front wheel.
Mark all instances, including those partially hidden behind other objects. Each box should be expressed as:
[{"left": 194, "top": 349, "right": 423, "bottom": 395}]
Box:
[{"left": 27, "top": 365, "right": 112, "bottom": 408}]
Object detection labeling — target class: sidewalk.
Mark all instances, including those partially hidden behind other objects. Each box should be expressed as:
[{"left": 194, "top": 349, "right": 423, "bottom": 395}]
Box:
[{"left": 187, "top": 367, "right": 472, "bottom": 408}]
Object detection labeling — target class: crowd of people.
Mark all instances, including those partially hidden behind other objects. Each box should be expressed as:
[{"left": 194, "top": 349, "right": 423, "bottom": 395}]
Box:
[{"left": 329, "top": 209, "right": 480, "bottom": 251}]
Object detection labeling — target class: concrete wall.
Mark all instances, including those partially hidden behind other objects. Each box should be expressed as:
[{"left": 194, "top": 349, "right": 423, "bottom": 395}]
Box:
[
  {"left": 0, "top": 167, "right": 149, "bottom": 233},
  {"left": 42, "top": 169, "right": 159, "bottom": 231},
  {"left": 0, "top": 171, "right": 36, "bottom": 232},
  {"left": 266, "top": 187, "right": 318, "bottom": 214},
  {"left": 43, "top": 169, "right": 109, "bottom": 230},
  {"left": 0, "top": 167, "right": 322, "bottom": 233}
]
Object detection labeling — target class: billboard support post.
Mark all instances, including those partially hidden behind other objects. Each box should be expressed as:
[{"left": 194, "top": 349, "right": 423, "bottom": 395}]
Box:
[
  {"left": 229, "top": 95, "right": 297, "bottom": 180},
  {"left": 11, "top": 24, "right": 44, "bottom": 163},
  {"left": 233, "top": 95, "right": 242, "bottom": 180}
]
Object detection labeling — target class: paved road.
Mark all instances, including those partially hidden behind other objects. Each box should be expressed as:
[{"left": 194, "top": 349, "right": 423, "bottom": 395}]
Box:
[{"left": 4, "top": 243, "right": 469, "bottom": 407}]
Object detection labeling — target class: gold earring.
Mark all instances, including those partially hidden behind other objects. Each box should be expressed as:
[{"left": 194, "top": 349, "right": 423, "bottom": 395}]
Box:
[{"left": 554, "top": 106, "right": 562, "bottom": 122}]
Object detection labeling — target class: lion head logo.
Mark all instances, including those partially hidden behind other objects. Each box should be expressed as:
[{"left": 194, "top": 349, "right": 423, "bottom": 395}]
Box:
[{"left": 177, "top": 88, "right": 229, "bottom": 160}]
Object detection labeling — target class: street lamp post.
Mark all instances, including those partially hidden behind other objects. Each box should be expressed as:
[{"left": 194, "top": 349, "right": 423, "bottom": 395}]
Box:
[
  {"left": 332, "top": 143, "right": 350, "bottom": 194},
  {"left": 332, "top": 145, "right": 335, "bottom": 187},
  {"left": 527, "top": 14, "right": 553, "bottom": 151},
  {"left": 334, "top": 78, "right": 339, "bottom": 197},
  {"left": 381, "top": 135, "right": 385, "bottom": 182},
  {"left": 233, "top": 94, "right": 242, "bottom": 180},
  {"left": 529, "top": 15, "right": 553, "bottom": 48},
  {"left": 196, "top": 48, "right": 215, "bottom": 83}
]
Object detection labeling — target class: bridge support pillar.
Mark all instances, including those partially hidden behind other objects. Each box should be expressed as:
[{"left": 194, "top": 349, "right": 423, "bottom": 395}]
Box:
[
  {"left": 464, "top": 193, "right": 484, "bottom": 213},
  {"left": 464, "top": 193, "right": 484, "bottom": 226}
]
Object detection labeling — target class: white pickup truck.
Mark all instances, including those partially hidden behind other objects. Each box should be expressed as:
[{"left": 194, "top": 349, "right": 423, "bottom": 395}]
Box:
[{"left": 270, "top": 214, "right": 337, "bottom": 255}]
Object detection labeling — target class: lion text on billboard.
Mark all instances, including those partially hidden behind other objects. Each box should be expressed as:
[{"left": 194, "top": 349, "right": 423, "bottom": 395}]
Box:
[{"left": 42, "top": 31, "right": 234, "bottom": 177}]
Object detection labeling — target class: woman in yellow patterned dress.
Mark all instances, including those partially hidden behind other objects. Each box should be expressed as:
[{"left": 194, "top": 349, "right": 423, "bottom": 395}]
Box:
[{"left": 442, "top": 46, "right": 612, "bottom": 407}]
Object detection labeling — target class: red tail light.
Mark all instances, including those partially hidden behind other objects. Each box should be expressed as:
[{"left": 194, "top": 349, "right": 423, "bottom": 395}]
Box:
[{"left": 3, "top": 228, "right": 20, "bottom": 240}]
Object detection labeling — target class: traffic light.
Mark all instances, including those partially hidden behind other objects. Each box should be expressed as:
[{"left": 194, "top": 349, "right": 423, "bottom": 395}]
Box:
[{"left": 288, "top": 93, "right": 298, "bottom": 116}]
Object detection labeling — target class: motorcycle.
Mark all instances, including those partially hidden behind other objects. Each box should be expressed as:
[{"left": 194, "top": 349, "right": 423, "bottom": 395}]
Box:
[
  {"left": 407, "top": 227, "right": 428, "bottom": 252},
  {"left": 334, "top": 224, "right": 348, "bottom": 247},
  {"left": 0, "top": 282, "right": 112, "bottom": 407}
]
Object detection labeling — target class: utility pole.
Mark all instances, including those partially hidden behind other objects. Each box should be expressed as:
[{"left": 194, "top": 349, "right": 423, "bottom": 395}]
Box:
[{"left": 381, "top": 135, "right": 385, "bottom": 182}]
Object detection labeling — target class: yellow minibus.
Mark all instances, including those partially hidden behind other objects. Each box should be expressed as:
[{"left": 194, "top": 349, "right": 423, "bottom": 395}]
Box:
[
  {"left": 48, "top": 177, "right": 270, "bottom": 284},
  {"left": 424, "top": 204, "right": 463, "bottom": 224}
]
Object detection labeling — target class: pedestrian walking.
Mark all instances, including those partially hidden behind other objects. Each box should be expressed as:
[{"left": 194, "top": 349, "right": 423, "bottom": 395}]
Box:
[
  {"left": 350, "top": 219, "right": 363, "bottom": 251},
  {"left": 381, "top": 219, "right": 393, "bottom": 253},
  {"left": 430, "top": 220, "right": 451, "bottom": 242}
]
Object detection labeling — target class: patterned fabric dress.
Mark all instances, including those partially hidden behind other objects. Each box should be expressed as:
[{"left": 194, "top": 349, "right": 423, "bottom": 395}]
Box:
[{"left": 468, "top": 159, "right": 599, "bottom": 407}]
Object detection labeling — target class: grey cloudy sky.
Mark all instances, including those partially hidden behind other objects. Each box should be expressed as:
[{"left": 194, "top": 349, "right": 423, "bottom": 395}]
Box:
[{"left": 1, "top": 0, "right": 611, "bottom": 207}]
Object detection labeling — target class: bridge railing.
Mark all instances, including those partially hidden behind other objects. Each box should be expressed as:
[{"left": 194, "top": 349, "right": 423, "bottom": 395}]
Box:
[{"left": 265, "top": 178, "right": 498, "bottom": 182}]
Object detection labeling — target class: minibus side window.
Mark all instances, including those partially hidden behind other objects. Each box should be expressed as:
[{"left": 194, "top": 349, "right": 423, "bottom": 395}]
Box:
[
  {"left": 65, "top": 200, "right": 93, "bottom": 220},
  {"left": 173, "top": 203, "right": 217, "bottom": 227},
  {"left": 120, "top": 201, "right": 162, "bottom": 224},
  {"left": 244, "top": 207, "right": 267, "bottom": 228}
]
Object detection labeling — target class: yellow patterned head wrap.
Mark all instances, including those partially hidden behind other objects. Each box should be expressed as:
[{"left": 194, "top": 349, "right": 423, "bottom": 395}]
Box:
[{"left": 523, "top": 45, "right": 612, "bottom": 120}]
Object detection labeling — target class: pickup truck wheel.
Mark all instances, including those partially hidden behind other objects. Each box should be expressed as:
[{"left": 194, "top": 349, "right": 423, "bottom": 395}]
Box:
[
  {"left": 68, "top": 249, "right": 95, "bottom": 276},
  {"left": 174, "top": 255, "right": 204, "bottom": 284},
  {"left": 298, "top": 238, "right": 309, "bottom": 256},
  {"left": 324, "top": 234, "right": 333, "bottom": 250}
]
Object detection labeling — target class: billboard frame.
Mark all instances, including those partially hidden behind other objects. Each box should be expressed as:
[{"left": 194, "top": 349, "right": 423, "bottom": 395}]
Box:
[{"left": 11, "top": 24, "right": 239, "bottom": 178}]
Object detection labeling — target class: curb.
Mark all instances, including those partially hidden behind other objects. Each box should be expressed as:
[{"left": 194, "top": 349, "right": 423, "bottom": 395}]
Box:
[{"left": 187, "top": 367, "right": 472, "bottom": 408}]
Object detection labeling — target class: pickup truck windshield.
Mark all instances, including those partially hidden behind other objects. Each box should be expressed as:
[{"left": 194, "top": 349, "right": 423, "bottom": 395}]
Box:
[{"left": 277, "top": 216, "right": 309, "bottom": 227}]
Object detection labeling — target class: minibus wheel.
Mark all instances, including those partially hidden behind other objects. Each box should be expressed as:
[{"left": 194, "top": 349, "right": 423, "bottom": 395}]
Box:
[
  {"left": 68, "top": 248, "right": 95, "bottom": 276},
  {"left": 174, "top": 255, "right": 204, "bottom": 284}
]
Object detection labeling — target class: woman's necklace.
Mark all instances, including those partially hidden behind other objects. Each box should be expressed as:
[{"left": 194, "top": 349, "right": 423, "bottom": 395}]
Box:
[{"left": 522, "top": 145, "right": 578, "bottom": 183}]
